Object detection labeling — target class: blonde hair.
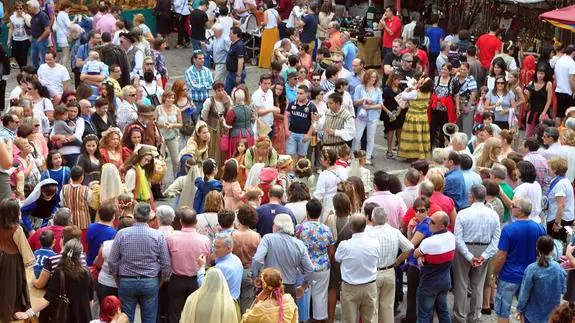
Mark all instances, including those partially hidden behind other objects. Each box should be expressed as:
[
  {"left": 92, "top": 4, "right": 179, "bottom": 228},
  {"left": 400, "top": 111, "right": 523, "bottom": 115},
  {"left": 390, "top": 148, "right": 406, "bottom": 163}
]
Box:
[
  {"left": 560, "top": 129, "right": 575, "bottom": 146},
  {"left": 122, "top": 85, "right": 136, "bottom": 98},
  {"left": 428, "top": 172, "right": 445, "bottom": 192},
  {"left": 549, "top": 157, "right": 568, "bottom": 177},
  {"left": 133, "top": 13, "right": 145, "bottom": 25},
  {"left": 477, "top": 137, "right": 502, "bottom": 169}
]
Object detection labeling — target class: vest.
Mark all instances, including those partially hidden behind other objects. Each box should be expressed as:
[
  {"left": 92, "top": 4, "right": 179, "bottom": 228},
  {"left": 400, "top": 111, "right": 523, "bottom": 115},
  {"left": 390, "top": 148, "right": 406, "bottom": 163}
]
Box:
[
  {"left": 204, "top": 96, "right": 231, "bottom": 130},
  {"left": 61, "top": 184, "right": 90, "bottom": 230},
  {"left": 126, "top": 46, "right": 142, "bottom": 74},
  {"left": 230, "top": 105, "right": 254, "bottom": 138},
  {"left": 323, "top": 107, "right": 352, "bottom": 145}
]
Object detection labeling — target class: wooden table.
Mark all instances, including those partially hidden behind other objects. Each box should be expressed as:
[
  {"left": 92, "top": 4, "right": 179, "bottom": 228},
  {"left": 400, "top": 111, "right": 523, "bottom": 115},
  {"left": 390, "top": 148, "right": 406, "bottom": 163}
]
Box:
[{"left": 356, "top": 36, "right": 382, "bottom": 68}]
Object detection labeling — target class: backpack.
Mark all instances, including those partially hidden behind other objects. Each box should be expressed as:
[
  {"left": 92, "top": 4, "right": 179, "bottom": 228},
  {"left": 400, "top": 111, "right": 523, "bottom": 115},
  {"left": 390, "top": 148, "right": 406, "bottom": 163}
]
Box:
[{"left": 142, "top": 84, "right": 161, "bottom": 107}]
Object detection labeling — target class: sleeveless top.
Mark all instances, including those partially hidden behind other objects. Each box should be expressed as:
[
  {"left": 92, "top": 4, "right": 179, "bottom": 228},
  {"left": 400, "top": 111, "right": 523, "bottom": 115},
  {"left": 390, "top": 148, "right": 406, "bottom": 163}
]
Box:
[
  {"left": 157, "top": 104, "right": 179, "bottom": 140},
  {"left": 528, "top": 82, "right": 548, "bottom": 114},
  {"left": 230, "top": 105, "right": 254, "bottom": 137}
]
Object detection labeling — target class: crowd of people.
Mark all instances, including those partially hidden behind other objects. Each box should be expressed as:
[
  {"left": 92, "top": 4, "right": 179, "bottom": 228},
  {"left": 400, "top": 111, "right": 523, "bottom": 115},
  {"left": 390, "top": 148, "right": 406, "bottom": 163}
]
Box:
[{"left": 1, "top": 0, "right": 575, "bottom": 322}]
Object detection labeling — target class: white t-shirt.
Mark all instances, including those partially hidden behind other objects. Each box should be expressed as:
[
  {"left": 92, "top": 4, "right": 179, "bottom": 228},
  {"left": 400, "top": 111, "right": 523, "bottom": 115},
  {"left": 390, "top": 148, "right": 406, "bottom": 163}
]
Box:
[
  {"left": 563, "top": 145, "right": 575, "bottom": 183},
  {"left": 10, "top": 14, "right": 30, "bottom": 42},
  {"left": 97, "top": 240, "right": 117, "bottom": 287},
  {"left": 55, "top": 11, "right": 71, "bottom": 47},
  {"left": 286, "top": 5, "right": 303, "bottom": 28},
  {"left": 33, "top": 97, "right": 54, "bottom": 116},
  {"left": 285, "top": 201, "right": 308, "bottom": 224},
  {"left": 513, "top": 182, "right": 542, "bottom": 223},
  {"left": 173, "top": 0, "right": 190, "bottom": 15},
  {"left": 37, "top": 63, "right": 70, "bottom": 97},
  {"left": 251, "top": 87, "right": 274, "bottom": 126},
  {"left": 218, "top": 16, "right": 234, "bottom": 38},
  {"left": 265, "top": 9, "right": 279, "bottom": 29},
  {"left": 233, "top": 0, "right": 251, "bottom": 18},
  {"left": 547, "top": 178, "right": 575, "bottom": 222},
  {"left": 554, "top": 55, "right": 575, "bottom": 95}
]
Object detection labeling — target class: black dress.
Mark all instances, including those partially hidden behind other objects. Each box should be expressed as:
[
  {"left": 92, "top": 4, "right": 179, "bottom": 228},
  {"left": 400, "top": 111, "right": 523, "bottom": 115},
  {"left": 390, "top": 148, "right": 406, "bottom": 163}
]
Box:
[
  {"left": 91, "top": 112, "right": 115, "bottom": 138},
  {"left": 381, "top": 85, "right": 406, "bottom": 131},
  {"left": 75, "top": 154, "right": 101, "bottom": 186},
  {"left": 39, "top": 268, "right": 93, "bottom": 323}
]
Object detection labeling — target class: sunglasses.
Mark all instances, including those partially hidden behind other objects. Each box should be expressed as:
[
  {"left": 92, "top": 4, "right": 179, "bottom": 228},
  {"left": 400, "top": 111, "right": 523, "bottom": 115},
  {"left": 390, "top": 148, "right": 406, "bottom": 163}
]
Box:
[
  {"left": 16, "top": 7, "right": 23, "bottom": 9},
  {"left": 332, "top": 60, "right": 342, "bottom": 63},
  {"left": 415, "top": 208, "right": 427, "bottom": 214},
  {"left": 145, "top": 62, "right": 154, "bottom": 65}
]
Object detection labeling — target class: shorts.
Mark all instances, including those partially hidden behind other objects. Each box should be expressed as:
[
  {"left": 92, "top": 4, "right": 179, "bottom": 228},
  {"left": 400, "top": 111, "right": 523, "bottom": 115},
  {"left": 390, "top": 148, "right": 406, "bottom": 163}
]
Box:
[
  {"left": 556, "top": 92, "right": 575, "bottom": 119},
  {"left": 286, "top": 132, "right": 311, "bottom": 157},
  {"left": 494, "top": 279, "right": 521, "bottom": 319}
]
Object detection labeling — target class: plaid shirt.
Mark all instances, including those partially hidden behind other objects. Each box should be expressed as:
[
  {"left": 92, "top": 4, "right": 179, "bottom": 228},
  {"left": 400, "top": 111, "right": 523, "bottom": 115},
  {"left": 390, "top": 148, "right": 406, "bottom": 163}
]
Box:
[
  {"left": 185, "top": 65, "right": 213, "bottom": 103},
  {"left": 108, "top": 223, "right": 172, "bottom": 281},
  {"left": 524, "top": 152, "right": 551, "bottom": 191}
]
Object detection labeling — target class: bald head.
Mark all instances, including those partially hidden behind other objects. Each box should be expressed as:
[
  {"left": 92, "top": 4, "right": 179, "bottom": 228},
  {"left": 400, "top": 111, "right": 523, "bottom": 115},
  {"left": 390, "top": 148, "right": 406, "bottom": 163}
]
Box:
[
  {"left": 419, "top": 181, "right": 435, "bottom": 198},
  {"left": 79, "top": 99, "right": 93, "bottom": 116},
  {"left": 352, "top": 58, "right": 365, "bottom": 74},
  {"left": 430, "top": 211, "right": 449, "bottom": 232}
]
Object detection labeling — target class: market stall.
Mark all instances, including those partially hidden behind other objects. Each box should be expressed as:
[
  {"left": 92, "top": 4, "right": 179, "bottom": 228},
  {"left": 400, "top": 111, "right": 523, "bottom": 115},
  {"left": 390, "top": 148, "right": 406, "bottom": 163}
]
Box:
[
  {"left": 539, "top": 4, "right": 575, "bottom": 32},
  {"left": 356, "top": 36, "right": 382, "bottom": 68}
]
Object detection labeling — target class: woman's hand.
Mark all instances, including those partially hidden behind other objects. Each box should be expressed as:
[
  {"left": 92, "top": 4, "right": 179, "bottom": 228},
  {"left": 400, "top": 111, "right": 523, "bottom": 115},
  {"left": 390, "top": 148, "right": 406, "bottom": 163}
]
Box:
[{"left": 539, "top": 113, "right": 547, "bottom": 122}]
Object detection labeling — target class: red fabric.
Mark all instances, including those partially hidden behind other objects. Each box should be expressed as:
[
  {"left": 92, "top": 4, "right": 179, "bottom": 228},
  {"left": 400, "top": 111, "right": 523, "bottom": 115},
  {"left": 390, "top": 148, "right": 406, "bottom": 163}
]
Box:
[
  {"left": 424, "top": 250, "right": 455, "bottom": 264},
  {"left": 519, "top": 55, "right": 536, "bottom": 129},
  {"left": 401, "top": 48, "right": 429, "bottom": 68},
  {"left": 476, "top": 34, "right": 502, "bottom": 69},
  {"left": 28, "top": 225, "right": 65, "bottom": 253},
  {"left": 277, "top": 0, "right": 293, "bottom": 20},
  {"left": 428, "top": 93, "right": 457, "bottom": 123},
  {"left": 382, "top": 16, "right": 402, "bottom": 48},
  {"left": 539, "top": 4, "right": 575, "bottom": 24},
  {"left": 335, "top": 160, "right": 349, "bottom": 168},
  {"left": 430, "top": 192, "right": 455, "bottom": 216}
]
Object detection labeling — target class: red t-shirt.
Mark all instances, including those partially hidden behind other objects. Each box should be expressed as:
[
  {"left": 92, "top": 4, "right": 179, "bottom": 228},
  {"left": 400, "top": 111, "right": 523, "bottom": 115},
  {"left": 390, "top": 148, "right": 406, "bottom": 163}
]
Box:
[
  {"left": 476, "top": 33, "right": 502, "bottom": 69},
  {"left": 400, "top": 48, "right": 429, "bottom": 69},
  {"left": 382, "top": 16, "right": 402, "bottom": 48},
  {"left": 28, "top": 225, "right": 65, "bottom": 253}
]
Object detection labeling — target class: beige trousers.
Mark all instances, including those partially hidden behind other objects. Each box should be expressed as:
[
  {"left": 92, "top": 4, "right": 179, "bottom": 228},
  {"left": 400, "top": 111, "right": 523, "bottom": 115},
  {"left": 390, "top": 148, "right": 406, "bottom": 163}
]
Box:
[{"left": 341, "top": 281, "right": 377, "bottom": 323}]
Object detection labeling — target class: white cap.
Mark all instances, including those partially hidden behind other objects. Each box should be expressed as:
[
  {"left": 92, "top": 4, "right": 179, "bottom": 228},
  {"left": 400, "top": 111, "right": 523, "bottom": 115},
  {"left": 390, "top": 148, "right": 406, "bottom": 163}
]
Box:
[{"left": 26, "top": 0, "right": 40, "bottom": 8}]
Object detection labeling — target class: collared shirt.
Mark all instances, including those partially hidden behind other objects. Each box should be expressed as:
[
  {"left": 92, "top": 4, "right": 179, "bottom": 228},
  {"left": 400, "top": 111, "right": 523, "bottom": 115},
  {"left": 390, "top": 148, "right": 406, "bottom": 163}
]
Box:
[
  {"left": 454, "top": 202, "right": 501, "bottom": 262},
  {"left": 250, "top": 232, "right": 314, "bottom": 285},
  {"left": 320, "top": 79, "right": 335, "bottom": 92},
  {"left": 523, "top": 152, "right": 551, "bottom": 191},
  {"left": 295, "top": 221, "right": 335, "bottom": 272},
  {"left": 198, "top": 253, "right": 243, "bottom": 299},
  {"left": 366, "top": 224, "right": 414, "bottom": 268},
  {"left": 397, "top": 185, "right": 419, "bottom": 209},
  {"left": 462, "top": 169, "right": 482, "bottom": 194},
  {"left": 185, "top": 65, "right": 213, "bottom": 103},
  {"left": 207, "top": 36, "right": 231, "bottom": 64},
  {"left": 316, "top": 107, "right": 356, "bottom": 142},
  {"left": 347, "top": 72, "right": 362, "bottom": 97},
  {"left": 323, "top": 89, "right": 354, "bottom": 116},
  {"left": 0, "top": 126, "right": 16, "bottom": 141},
  {"left": 108, "top": 222, "right": 172, "bottom": 281},
  {"left": 166, "top": 227, "right": 210, "bottom": 277},
  {"left": 444, "top": 167, "right": 469, "bottom": 210},
  {"left": 363, "top": 191, "right": 408, "bottom": 229},
  {"left": 226, "top": 39, "right": 245, "bottom": 73},
  {"left": 252, "top": 87, "right": 275, "bottom": 127},
  {"left": 335, "top": 232, "right": 379, "bottom": 285}
]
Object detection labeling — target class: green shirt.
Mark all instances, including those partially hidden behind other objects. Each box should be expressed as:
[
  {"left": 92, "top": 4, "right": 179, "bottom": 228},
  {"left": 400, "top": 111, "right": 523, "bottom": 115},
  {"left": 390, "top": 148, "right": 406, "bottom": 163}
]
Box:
[{"left": 499, "top": 182, "right": 514, "bottom": 223}]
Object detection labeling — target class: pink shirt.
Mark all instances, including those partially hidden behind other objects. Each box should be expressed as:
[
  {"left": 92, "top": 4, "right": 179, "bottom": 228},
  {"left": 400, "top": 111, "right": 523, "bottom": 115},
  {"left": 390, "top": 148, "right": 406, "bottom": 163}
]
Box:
[
  {"left": 363, "top": 191, "right": 407, "bottom": 229},
  {"left": 223, "top": 181, "right": 244, "bottom": 211},
  {"left": 166, "top": 228, "right": 210, "bottom": 276},
  {"left": 96, "top": 13, "right": 117, "bottom": 35}
]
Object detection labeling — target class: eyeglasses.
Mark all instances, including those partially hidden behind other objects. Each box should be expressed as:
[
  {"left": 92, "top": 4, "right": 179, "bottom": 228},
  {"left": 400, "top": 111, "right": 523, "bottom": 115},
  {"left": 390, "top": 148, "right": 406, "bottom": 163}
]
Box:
[
  {"left": 34, "top": 124, "right": 40, "bottom": 127},
  {"left": 496, "top": 81, "right": 506, "bottom": 85},
  {"left": 332, "top": 60, "right": 342, "bottom": 63},
  {"left": 16, "top": 7, "right": 23, "bottom": 9},
  {"left": 415, "top": 208, "right": 427, "bottom": 214},
  {"left": 145, "top": 62, "right": 154, "bottom": 65},
  {"left": 430, "top": 219, "right": 436, "bottom": 224}
]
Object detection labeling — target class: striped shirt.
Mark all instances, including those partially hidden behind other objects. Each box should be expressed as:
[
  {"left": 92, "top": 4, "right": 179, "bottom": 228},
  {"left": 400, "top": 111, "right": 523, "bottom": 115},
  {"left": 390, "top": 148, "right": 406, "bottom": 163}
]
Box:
[
  {"left": 108, "top": 223, "right": 172, "bottom": 281},
  {"left": 185, "top": 65, "right": 213, "bottom": 103},
  {"left": 419, "top": 230, "right": 455, "bottom": 293},
  {"left": 42, "top": 253, "right": 88, "bottom": 274},
  {"left": 60, "top": 184, "right": 92, "bottom": 230}
]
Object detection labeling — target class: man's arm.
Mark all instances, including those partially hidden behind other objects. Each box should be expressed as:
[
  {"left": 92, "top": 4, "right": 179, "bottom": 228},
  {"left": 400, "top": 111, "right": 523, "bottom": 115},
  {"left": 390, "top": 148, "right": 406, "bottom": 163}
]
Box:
[
  {"left": 454, "top": 213, "right": 473, "bottom": 262},
  {"left": 491, "top": 250, "right": 508, "bottom": 277},
  {"left": 38, "top": 25, "right": 50, "bottom": 41},
  {"left": 249, "top": 236, "right": 269, "bottom": 279},
  {"left": 481, "top": 219, "right": 501, "bottom": 260},
  {"left": 236, "top": 57, "right": 244, "bottom": 78},
  {"left": 333, "top": 116, "right": 355, "bottom": 142}
]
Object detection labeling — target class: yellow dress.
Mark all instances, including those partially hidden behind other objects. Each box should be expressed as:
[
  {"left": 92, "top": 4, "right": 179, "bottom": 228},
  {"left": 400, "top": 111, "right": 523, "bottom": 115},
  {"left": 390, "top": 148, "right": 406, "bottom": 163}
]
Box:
[
  {"left": 258, "top": 9, "right": 280, "bottom": 68},
  {"left": 241, "top": 294, "right": 299, "bottom": 323},
  {"left": 398, "top": 92, "right": 431, "bottom": 160}
]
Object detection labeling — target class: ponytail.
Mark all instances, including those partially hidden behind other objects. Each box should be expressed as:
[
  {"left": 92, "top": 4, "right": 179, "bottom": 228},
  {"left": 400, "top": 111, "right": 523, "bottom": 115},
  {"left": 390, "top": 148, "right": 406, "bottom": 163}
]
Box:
[
  {"left": 536, "top": 235, "right": 554, "bottom": 268},
  {"left": 537, "top": 253, "right": 549, "bottom": 267}
]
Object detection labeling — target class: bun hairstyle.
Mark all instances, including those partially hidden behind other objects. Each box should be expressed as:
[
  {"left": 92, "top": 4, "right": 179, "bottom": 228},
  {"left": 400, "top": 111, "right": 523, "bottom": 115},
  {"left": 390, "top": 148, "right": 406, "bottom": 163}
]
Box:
[
  {"left": 203, "top": 158, "right": 217, "bottom": 180},
  {"left": 295, "top": 158, "right": 313, "bottom": 178},
  {"left": 261, "top": 268, "right": 286, "bottom": 322}
]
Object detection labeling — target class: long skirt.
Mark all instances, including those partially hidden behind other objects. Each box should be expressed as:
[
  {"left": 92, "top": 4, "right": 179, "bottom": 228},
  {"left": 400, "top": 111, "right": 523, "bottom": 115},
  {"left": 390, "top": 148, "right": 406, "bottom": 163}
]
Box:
[
  {"left": 228, "top": 132, "right": 255, "bottom": 160},
  {"left": 258, "top": 27, "right": 279, "bottom": 69},
  {"left": 207, "top": 126, "right": 224, "bottom": 170},
  {"left": 0, "top": 252, "right": 30, "bottom": 322},
  {"left": 273, "top": 116, "right": 286, "bottom": 154},
  {"left": 398, "top": 109, "right": 430, "bottom": 160}
]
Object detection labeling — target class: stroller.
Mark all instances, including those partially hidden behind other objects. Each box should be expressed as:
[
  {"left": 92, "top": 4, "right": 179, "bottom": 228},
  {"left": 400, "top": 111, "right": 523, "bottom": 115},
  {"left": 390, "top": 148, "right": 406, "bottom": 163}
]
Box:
[{"left": 239, "top": 11, "right": 263, "bottom": 65}]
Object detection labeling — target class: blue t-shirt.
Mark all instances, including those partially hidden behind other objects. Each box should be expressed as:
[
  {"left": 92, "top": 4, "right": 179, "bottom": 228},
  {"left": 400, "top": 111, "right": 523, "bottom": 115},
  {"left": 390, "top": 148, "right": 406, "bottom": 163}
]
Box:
[
  {"left": 426, "top": 26, "right": 445, "bottom": 53},
  {"left": 86, "top": 223, "right": 117, "bottom": 266},
  {"left": 286, "top": 83, "right": 297, "bottom": 104},
  {"left": 407, "top": 217, "right": 432, "bottom": 267},
  {"left": 256, "top": 204, "right": 297, "bottom": 237},
  {"left": 286, "top": 100, "right": 317, "bottom": 134},
  {"left": 498, "top": 220, "right": 546, "bottom": 284},
  {"left": 341, "top": 41, "right": 359, "bottom": 71},
  {"left": 300, "top": 14, "right": 318, "bottom": 44},
  {"left": 33, "top": 248, "right": 57, "bottom": 278}
]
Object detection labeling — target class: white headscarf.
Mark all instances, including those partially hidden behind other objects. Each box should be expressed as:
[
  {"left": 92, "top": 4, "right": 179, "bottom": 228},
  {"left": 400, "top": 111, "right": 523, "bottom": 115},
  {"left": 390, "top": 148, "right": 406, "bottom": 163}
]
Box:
[
  {"left": 179, "top": 268, "right": 238, "bottom": 323},
  {"left": 245, "top": 162, "right": 265, "bottom": 189},
  {"left": 21, "top": 178, "right": 58, "bottom": 208},
  {"left": 99, "top": 163, "right": 126, "bottom": 204}
]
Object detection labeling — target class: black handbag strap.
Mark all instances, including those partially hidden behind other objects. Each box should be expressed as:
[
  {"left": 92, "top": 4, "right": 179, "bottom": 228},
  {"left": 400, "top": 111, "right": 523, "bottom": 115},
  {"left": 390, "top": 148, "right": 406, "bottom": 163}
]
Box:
[{"left": 59, "top": 268, "right": 66, "bottom": 298}]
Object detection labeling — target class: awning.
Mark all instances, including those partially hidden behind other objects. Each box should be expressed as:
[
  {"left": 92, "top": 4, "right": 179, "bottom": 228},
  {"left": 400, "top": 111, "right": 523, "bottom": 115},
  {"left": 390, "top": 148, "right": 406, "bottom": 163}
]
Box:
[{"left": 539, "top": 4, "right": 575, "bottom": 32}]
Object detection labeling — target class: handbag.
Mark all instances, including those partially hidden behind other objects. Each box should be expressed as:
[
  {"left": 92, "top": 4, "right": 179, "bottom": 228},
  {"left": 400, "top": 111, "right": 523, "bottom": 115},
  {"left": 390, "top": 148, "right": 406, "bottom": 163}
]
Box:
[{"left": 41, "top": 269, "right": 69, "bottom": 322}]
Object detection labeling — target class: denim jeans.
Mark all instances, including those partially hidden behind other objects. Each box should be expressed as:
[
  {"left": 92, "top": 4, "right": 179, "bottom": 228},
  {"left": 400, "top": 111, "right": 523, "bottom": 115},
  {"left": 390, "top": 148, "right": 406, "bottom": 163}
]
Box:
[
  {"left": 225, "top": 70, "right": 246, "bottom": 94},
  {"left": 286, "top": 132, "right": 311, "bottom": 157},
  {"left": 31, "top": 38, "right": 49, "bottom": 69},
  {"left": 352, "top": 119, "right": 378, "bottom": 158},
  {"left": 118, "top": 277, "right": 160, "bottom": 323},
  {"left": 416, "top": 288, "right": 451, "bottom": 323}
]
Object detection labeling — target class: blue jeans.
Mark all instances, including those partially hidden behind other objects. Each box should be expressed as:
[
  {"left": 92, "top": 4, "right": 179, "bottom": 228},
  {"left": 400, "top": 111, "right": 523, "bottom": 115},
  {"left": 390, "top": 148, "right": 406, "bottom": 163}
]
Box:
[
  {"left": 495, "top": 280, "right": 521, "bottom": 319},
  {"left": 286, "top": 132, "right": 311, "bottom": 157},
  {"left": 118, "top": 277, "right": 160, "bottom": 323},
  {"left": 31, "top": 38, "right": 49, "bottom": 69},
  {"left": 225, "top": 70, "right": 246, "bottom": 94},
  {"left": 416, "top": 288, "right": 451, "bottom": 323}
]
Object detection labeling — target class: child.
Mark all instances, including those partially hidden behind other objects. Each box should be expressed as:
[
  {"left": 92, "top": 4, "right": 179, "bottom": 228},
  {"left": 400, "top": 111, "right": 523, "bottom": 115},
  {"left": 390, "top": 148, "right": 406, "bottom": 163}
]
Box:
[
  {"left": 50, "top": 105, "right": 81, "bottom": 148},
  {"left": 194, "top": 159, "right": 223, "bottom": 213},
  {"left": 221, "top": 159, "right": 245, "bottom": 212},
  {"left": 118, "top": 192, "right": 136, "bottom": 220},
  {"left": 475, "top": 86, "right": 488, "bottom": 124},
  {"left": 82, "top": 50, "right": 109, "bottom": 76},
  {"left": 60, "top": 166, "right": 92, "bottom": 248},
  {"left": 335, "top": 145, "right": 351, "bottom": 168},
  {"left": 33, "top": 230, "right": 57, "bottom": 278},
  {"left": 516, "top": 235, "right": 567, "bottom": 323},
  {"left": 164, "top": 158, "right": 199, "bottom": 209},
  {"left": 276, "top": 155, "right": 294, "bottom": 195},
  {"left": 233, "top": 139, "right": 248, "bottom": 188},
  {"left": 258, "top": 167, "right": 279, "bottom": 205},
  {"left": 21, "top": 179, "right": 60, "bottom": 234},
  {"left": 350, "top": 150, "right": 373, "bottom": 196},
  {"left": 40, "top": 150, "right": 71, "bottom": 195},
  {"left": 482, "top": 111, "right": 501, "bottom": 137},
  {"left": 294, "top": 158, "right": 317, "bottom": 193}
]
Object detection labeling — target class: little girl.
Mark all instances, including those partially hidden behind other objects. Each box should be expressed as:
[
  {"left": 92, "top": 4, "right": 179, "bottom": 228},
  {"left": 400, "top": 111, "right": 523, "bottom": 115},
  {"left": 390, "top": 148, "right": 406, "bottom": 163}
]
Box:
[
  {"left": 233, "top": 139, "right": 248, "bottom": 188},
  {"left": 40, "top": 150, "right": 71, "bottom": 195},
  {"left": 194, "top": 159, "right": 223, "bottom": 213},
  {"left": 350, "top": 150, "right": 373, "bottom": 196},
  {"left": 517, "top": 235, "right": 566, "bottom": 323},
  {"left": 294, "top": 158, "right": 317, "bottom": 193},
  {"left": 276, "top": 155, "right": 294, "bottom": 195},
  {"left": 221, "top": 159, "right": 245, "bottom": 212},
  {"left": 51, "top": 105, "right": 81, "bottom": 148},
  {"left": 475, "top": 86, "right": 489, "bottom": 124}
]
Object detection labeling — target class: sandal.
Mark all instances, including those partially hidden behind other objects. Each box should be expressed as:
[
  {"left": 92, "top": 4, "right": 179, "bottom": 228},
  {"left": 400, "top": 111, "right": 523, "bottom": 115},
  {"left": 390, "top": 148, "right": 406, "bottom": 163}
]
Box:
[{"left": 386, "top": 151, "right": 394, "bottom": 159}]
